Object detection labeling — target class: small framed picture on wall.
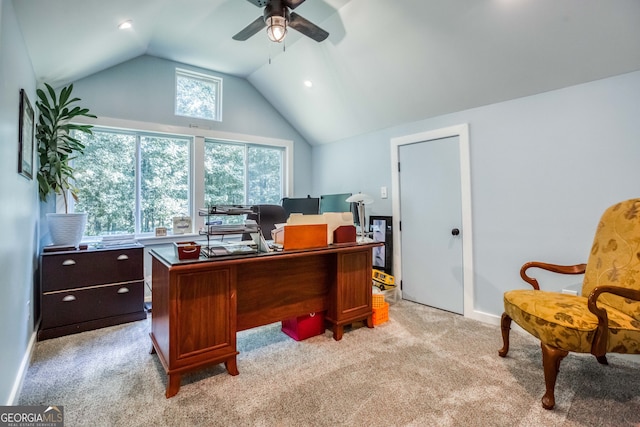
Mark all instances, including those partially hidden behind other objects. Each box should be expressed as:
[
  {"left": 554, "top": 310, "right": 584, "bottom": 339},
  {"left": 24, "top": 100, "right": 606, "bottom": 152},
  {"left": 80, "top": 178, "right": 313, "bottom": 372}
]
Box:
[{"left": 18, "top": 89, "right": 35, "bottom": 180}]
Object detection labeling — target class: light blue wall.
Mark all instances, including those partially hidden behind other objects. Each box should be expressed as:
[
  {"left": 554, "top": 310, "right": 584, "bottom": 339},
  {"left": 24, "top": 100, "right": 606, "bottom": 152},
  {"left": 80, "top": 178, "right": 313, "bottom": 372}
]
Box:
[
  {"left": 313, "top": 70, "right": 640, "bottom": 318},
  {"left": 0, "top": 0, "right": 38, "bottom": 404},
  {"left": 70, "top": 55, "right": 314, "bottom": 197}
]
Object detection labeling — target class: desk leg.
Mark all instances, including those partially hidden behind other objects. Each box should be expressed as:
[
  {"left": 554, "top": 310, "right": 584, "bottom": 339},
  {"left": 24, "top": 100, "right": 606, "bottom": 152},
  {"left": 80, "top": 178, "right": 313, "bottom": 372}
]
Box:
[
  {"left": 225, "top": 357, "right": 239, "bottom": 376},
  {"left": 366, "top": 315, "right": 374, "bottom": 328},
  {"left": 166, "top": 373, "right": 181, "bottom": 398},
  {"left": 332, "top": 325, "right": 344, "bottom": 341}
]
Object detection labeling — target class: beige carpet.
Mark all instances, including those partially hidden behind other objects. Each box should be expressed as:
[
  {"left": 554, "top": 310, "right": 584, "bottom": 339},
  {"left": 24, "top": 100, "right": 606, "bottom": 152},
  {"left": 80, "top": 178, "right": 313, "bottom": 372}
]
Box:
[{"left": 19, "top": 300, "right": 640, "bottom": 426}]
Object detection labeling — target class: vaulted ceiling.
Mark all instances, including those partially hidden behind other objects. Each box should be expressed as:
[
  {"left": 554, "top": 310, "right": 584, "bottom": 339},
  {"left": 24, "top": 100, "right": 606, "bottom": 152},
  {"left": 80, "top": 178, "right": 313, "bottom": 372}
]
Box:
[{"left": 12, "top": 0, "right": 640, "bottom": 145}]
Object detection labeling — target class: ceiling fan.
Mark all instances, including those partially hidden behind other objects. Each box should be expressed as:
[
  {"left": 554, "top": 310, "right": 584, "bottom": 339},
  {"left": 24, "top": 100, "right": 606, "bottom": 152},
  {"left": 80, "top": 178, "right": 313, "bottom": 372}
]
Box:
[{"left": 233, "top": 0, "right": 329, "bottom": 43}]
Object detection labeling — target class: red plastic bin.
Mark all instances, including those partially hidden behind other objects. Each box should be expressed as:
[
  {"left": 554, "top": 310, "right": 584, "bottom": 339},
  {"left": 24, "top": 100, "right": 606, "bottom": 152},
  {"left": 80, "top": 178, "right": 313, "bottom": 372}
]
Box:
[{"left": 281, "top": 312, "right": 326, "bottom": 341}]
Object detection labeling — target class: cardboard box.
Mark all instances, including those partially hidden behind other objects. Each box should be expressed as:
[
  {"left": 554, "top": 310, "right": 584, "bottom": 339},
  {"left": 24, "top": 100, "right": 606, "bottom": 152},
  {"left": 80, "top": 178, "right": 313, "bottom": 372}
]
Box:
[
  {"left": 281, "top": 312, "right": 326, "bottom": 341},
  {"left": 272, "top": 224, "right": 328, "bottom": 250}
]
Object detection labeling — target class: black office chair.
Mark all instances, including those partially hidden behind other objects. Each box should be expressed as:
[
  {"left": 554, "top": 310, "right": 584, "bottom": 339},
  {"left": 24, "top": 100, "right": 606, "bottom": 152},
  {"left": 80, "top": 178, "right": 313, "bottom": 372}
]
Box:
[{"left": 244, "top": 204, "right": 288, "bottom": 240}]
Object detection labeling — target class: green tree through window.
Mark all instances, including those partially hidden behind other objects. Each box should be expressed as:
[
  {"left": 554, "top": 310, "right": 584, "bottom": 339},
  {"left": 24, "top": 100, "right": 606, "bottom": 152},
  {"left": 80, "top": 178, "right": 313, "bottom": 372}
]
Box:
[
  {"left": 175, "top": 69, "right": 222, "bottom": 121},
  {"left": 205, "top": 140, "right": 283, "bottom": 206},
  {"left": 73, "top": 130, "right": 189, "bottom": 236},
  {"left": 140, "top": 135, "right": 190, "bottom": 233},
  {"left": 74, "top": 131, "right": 136, "bottom": 235},
  {"left": 71, "top": 129, "right": 286, "bottom": 238}
]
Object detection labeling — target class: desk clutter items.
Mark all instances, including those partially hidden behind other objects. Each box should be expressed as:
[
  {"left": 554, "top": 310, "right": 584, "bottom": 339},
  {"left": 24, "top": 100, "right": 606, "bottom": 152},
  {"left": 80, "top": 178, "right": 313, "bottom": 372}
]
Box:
[
  {"left": 100, "top": 234, "right": 137, "bottom": 246},
  {"left": 172, "top": 216, "right": 192, "bottom": 234},
  {"left": 371, "top": 293, "right": 389, "bottom": 325},
  {"left": 272, "top": 223, "right": 327, "bottom": 250},
  {"left": 174, "top": 241, "right": 201, "bottom": 260},
  {"left": 43, "top": 243, "right": 89, "bottom": 252},
  {"left": 284, "top": 212, "right": 356, "bottom": 245},
  {"left": 198, "top": 205, "right": 259, "bottom": 257},
  {"left": 333, "top": 225, "right": 357, "bottom": 243},
  {"left": 281, "top": 311, "right": 326, "bottom": 341}
]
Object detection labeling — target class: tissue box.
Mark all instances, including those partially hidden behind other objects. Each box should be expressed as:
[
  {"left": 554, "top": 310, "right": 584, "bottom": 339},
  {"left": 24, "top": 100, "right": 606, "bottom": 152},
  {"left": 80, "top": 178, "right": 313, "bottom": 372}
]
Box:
[{"left": 272, "top": 224, "right": 328, "bottom": 250}]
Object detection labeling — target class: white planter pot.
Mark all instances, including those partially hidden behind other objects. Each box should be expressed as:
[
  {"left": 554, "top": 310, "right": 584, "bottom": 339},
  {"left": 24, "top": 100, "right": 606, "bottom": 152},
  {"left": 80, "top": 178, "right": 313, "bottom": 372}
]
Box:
[{"left": 47, "top": 213, "right": 88, "bottom": 247}]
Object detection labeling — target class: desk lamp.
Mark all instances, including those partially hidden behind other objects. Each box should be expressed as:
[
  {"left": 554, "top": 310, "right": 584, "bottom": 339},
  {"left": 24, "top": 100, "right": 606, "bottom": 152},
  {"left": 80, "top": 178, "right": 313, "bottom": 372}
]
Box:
[{"left": 345, "top": 193, "right": 374, "bottom": 243}]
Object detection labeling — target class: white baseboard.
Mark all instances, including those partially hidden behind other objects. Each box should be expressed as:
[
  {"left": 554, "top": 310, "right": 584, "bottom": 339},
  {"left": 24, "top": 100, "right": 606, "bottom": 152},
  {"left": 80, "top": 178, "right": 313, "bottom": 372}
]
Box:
[
  {"left": 6, "top": 330, "right": 36, "bottom": 405},
  {"left": 467, "top": 309, "right": 501, "bottom": 325}
]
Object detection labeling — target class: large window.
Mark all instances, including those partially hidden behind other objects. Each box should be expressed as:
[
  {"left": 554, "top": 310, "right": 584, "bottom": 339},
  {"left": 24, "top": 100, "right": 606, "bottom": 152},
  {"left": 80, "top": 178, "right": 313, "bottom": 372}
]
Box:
[
  {"left": 175, "top": 69, "right": 222, "bottom": 121},
  {"left": 70, "top": 126, "right": 289, "bottom": 238},
  {"left": 74, "top": 131, "right": 137, "bottom": 235},
  {"left": 139, "top": 135, "right": 190, "bottom": 233},
  {"left": 204, "top": 140, "right": 284, "bottom": 206},
  {"left": 73, "top": 130, "right": 191, "bottom": 236}
]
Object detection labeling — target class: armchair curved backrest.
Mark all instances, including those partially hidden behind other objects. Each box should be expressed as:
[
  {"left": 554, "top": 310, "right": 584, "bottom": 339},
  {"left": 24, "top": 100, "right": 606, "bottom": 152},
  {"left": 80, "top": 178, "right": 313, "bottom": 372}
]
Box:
[{"left": 581, "top": 199, "right": 640, "bottom": 322}]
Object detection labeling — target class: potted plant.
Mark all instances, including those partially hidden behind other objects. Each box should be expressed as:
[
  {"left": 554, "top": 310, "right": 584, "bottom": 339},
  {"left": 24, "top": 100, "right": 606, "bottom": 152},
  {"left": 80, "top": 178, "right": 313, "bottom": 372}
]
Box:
[{"left": 36, "top": 83, "right": 96, "bottom": 246}]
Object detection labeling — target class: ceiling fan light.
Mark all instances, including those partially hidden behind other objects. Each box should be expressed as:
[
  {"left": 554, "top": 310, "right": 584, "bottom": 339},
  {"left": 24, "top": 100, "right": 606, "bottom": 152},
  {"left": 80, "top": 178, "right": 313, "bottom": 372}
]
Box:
[{"left": 266, "top": 15, "right": 287, "bottom": 43}]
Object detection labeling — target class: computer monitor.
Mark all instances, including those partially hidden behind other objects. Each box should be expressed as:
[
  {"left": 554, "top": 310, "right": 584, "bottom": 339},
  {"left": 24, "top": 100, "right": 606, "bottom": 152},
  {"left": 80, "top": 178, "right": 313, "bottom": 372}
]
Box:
[
  {"left": 281, "top": 197, "right": 320, "bottom": 216},
  {"left": 319, "top": 193, "right": 358, "bottom": 223}
]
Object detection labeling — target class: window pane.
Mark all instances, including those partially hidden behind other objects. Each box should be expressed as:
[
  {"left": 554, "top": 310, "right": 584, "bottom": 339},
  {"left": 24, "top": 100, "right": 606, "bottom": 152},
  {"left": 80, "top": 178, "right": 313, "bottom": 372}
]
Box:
[
  {"left": 247, "top": 145, "right": 283, "bottom": 204},
  {"left": 140, "top": 135, "right": 190, "bottom": 233},
  {"left": 175, "top": 70, "right": 221, "bottom": 121},
  {"left": 74, "top": 131, "right": 136, "bottom": 236},
  {"left": 204, "top": 141, "right": 244, "bottom": 205}
]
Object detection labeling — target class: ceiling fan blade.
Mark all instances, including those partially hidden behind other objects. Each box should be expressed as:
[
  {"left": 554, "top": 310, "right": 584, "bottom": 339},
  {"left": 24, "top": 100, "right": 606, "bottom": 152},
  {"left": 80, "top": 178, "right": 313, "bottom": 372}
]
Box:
[
  {"left": 245, "top": 0, "right": 270, "bottom": 7},
  {"left": 289, "top": 12, "right": 329, "bottom": 42},
  {"left": 284, "top": 0, "right": 306, "bottom": 10},
  {"left": 232, "top": 16, "right": 266, "bottom": 41}
]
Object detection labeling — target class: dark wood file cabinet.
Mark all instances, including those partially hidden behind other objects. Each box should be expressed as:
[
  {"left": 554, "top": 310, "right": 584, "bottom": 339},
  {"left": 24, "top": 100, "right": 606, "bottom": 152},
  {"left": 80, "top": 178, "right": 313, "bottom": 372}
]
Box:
[{"left": 39, "top": 244, "right": 146, "bottom": 340}]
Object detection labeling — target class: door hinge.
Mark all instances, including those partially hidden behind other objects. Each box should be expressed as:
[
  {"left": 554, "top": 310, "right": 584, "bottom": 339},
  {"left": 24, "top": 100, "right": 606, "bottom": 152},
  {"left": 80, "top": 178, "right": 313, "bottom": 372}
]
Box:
[{"left": 397, "top": 162, "right": 401, "bottom": 173}]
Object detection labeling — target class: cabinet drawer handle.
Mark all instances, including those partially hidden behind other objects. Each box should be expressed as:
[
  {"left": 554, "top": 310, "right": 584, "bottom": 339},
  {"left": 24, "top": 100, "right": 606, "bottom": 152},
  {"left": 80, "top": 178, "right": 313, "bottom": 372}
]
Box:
[
  {"left": 62, "top": 259, "right": 76, "bottom": 266},
  {"left": 117, "top": 287, "right": 130, "bottom": 294},
  {"left": 117, "top": 254, "right": 129, "bottom": 261},
  {"left": 62, "top": 295, "right": 76, "bottom": 302}
]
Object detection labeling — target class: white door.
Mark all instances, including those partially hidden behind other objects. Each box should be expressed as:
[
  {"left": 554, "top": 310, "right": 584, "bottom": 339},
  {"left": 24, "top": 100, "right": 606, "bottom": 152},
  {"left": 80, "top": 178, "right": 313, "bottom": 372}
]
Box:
[{"left": 398, "top": 136, "right": 464, "bottom": 314}]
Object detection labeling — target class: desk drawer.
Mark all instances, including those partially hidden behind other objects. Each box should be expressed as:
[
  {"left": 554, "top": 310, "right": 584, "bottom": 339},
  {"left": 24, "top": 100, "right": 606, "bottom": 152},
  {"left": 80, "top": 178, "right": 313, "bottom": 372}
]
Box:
[
  {"left": 41, "top": 280, "right": 144, "bottom": 329},
  {"left": 41, "top": 248, "right": 143, "bottom": 292}
]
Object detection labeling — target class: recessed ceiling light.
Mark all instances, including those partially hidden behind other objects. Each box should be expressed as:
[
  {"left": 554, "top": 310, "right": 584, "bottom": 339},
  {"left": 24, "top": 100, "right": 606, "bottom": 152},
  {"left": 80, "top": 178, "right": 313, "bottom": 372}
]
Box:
[
  {"left": 304, "top": 80, "right": 313, "bottom": 88},
  {"left": 118, "top": 20, "right": 133, "bottom": 30}
]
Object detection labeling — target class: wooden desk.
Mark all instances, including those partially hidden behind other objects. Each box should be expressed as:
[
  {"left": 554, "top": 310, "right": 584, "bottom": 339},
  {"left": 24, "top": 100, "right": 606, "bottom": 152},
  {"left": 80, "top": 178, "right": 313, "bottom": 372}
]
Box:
[{"left": 149, "top": 242, "right": 379, "bottom": 397}]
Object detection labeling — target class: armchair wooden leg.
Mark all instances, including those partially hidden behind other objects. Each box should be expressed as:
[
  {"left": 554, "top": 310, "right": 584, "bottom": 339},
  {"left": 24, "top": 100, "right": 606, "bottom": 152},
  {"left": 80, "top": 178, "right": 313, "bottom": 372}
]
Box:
[
  {"left": 498, "top": 313, "right": 512, "bottom": 357},
  {"left": 540, "top": 342, "right": 568, "bottom": 410}
]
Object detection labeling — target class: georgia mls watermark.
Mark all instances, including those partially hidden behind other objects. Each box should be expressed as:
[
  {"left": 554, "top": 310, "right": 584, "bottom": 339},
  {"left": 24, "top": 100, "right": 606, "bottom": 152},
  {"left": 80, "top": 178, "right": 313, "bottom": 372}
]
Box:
[{"left": 0, "top": 406, "right": 63, "bottom": 427}]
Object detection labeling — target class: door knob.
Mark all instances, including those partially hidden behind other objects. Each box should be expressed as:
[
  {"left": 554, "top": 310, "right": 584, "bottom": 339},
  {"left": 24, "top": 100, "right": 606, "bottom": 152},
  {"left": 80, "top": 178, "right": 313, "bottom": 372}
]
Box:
[{"left": 451, "top": 228, "right": 460, "bottom": 236}]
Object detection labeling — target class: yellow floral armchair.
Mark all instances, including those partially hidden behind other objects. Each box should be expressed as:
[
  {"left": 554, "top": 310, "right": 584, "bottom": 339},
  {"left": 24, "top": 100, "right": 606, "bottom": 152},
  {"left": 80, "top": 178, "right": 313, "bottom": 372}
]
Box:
[{"left": 499, "top": 199, "right": 640, "bottom": 409}]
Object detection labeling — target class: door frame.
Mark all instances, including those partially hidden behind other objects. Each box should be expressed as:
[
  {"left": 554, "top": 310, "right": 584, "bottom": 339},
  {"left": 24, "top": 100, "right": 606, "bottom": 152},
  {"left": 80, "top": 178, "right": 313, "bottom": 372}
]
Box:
[{"left": 390, "top": 124, "right": 474, "bottom": 317}]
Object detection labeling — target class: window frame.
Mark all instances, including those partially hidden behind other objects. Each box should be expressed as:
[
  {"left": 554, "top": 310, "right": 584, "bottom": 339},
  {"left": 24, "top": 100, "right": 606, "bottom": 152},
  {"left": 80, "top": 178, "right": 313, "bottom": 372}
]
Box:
[
  {"left": 175, "top": 68, "right": 223, "bottom": 122},
  {"left": 204, "top": 138, "right": 286, "bottom": 206},
  {"left": 64, "top": 116, "right": 294, "bottom": 241}
]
